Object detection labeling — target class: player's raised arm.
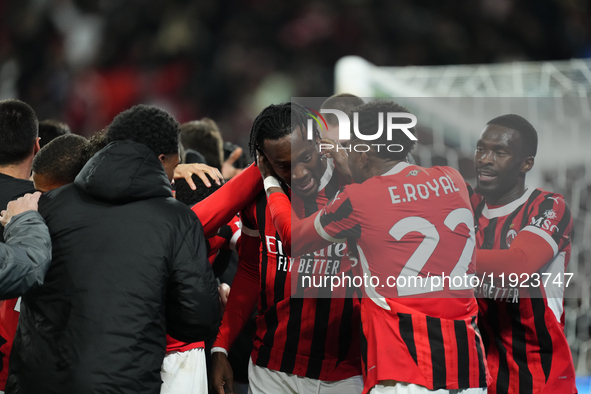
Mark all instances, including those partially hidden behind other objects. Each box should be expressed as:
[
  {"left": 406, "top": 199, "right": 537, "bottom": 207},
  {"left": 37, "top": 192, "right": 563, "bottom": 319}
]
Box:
[
  {"left": 476, "top": 193, "right": 571, "bottom": 276},
  {"left": 476, "top": 231, "right": 554, "bottom": 276},
  {"left": 192, "top": 164, "right": 263, "bottom": 237}
]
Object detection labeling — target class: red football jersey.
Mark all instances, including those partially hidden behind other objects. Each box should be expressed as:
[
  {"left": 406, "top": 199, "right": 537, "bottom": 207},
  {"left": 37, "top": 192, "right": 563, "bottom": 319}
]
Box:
[
  {"left": 470, "top": 187, "right": 577, "bottom": 394},
  {"left": 214, "top": 158, "right": 362, "bottom": 381},
  {"left": 316, "top": 162, "right": 489, "bottom": 393},
  {"left": 207, "top": 215, "right": 242, "bottom": 265},
  {"left": 0, "top": 298, "right": 19, "bottom": 390}
]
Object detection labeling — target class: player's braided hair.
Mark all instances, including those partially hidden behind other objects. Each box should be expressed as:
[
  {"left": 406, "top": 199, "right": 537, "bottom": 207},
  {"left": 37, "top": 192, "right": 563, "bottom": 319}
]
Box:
[{"left": 248, "top": 102, "right": 320, "bottom": 162}]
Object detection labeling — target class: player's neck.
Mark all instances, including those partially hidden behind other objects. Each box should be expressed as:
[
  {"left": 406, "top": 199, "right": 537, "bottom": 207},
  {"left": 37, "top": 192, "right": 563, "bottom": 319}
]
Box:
[
  {"left": 0, "top": 161, "right": 33, "bottom": 181},
  {"left": 373, "top": 159, "right": 405, "bottom": 178},
  {"left": 485, "top": 183, "right": 527, "bottom": 207}
]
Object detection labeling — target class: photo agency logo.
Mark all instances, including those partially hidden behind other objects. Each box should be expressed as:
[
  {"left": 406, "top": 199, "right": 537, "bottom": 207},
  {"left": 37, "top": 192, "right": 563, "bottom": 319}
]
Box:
[{"left": 305, "top": 107, "right": 418, "bottom": 153}]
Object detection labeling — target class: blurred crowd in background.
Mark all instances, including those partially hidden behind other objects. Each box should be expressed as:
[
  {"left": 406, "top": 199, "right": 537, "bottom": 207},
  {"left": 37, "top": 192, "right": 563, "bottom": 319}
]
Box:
[{"left": 1, "top": 0, "right": 591, "bottom": 152}]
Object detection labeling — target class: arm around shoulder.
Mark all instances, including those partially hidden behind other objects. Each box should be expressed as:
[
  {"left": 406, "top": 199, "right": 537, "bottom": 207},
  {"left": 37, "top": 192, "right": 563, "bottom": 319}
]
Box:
[{"left": 0, "top": 210, "right": 52, "bottom": 299}]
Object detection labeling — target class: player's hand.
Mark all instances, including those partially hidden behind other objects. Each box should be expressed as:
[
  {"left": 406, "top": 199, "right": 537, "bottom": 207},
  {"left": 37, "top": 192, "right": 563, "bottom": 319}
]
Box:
[
  {"left": 211, "top": 352, "right": 235, "bottom": 394},
  {"left": 174, "top": 164, "right": 223, "bottom": 190},
  {"left": 218, "top": 283, "right": 230, "bottom": 315},
  {"left": 257, "top": 153, "right": 284, "bottom": 196},
  {"left": 256, "top": 152, "right": 277, "bottom": 180},
  {"left": 0, "top": 192, "right": 42, "bottom": 227},
  {"left": 222, "top": 148, "right": 244, "bottom": 180},
  {"left": 320, "top": 138, "right": 353, "bottom": 184}
]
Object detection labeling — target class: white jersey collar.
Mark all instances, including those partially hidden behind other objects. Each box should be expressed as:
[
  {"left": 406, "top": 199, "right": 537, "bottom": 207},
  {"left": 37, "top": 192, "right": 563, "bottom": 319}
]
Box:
[
  {"left": 317, "top": 157, "right": 335, "bottom": 192},
  {"left": 382, "top": 161, "right": 413, "bottom": 176},
  {"left": 482, "top": 187, "right": 535, "bottom": 219}
]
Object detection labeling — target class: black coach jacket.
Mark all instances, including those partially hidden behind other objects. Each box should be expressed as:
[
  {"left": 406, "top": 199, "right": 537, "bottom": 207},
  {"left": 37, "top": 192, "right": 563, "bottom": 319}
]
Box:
[{"left": 7, "top": 140, "right": 220, "bottom": 394}]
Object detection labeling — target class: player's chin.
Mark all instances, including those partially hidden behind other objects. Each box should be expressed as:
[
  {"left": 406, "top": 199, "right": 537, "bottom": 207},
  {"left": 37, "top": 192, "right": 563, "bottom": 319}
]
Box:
[
  {"left": 475, "top": 181, "right": 499, "bottom": 197},
  {"left": 293, "top": 178, "right": 318, "bottom": 198}
]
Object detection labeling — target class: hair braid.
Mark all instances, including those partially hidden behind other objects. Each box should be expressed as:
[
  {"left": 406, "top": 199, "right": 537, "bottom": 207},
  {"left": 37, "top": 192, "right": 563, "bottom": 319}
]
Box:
[{"left": 248, "top": 102, "right": 320, "bottom": 163}]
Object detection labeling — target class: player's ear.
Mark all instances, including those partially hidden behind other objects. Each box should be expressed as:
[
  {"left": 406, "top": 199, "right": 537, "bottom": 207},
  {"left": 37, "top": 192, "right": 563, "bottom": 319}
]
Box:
[
  {"left": 33, "top": 137, "right": 41, "bottom": 154},
  {"left": 520, "top": 156, "right": 534, "bottom": 174}
]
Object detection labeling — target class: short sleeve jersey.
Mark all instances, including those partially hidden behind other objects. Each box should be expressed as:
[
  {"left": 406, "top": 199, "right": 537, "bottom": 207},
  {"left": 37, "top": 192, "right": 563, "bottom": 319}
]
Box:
[{"left": 316, "top": 162, "right": 489, "bottom": 393}]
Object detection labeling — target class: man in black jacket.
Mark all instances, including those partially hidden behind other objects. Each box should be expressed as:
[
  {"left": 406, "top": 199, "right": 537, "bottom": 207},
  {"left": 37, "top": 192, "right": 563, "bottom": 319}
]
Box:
[{"left": 8, "top": 105, "right": 221, "bottom": 394}]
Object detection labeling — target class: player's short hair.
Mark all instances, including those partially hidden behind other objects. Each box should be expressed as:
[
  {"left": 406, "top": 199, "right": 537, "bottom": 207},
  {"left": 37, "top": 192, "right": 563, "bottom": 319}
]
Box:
[
  {"left": 39, "top": 119, "right": 70, "bottom": 148},
  {"left": 486, "top": 114, "right": 538, "bottom": 158},
  {"left": 351, "top": 100, "right": 417, "bottom": 161},
  {"left": 83, "top": 128, "right": 109, "bottom": 164},
  {"left": 320, "top": 93, "right": 365, "bottom": 126},
  {"left": 249, "top": 102, "right": 320, "bottom": 161},
  {"left": 32, "top": 134, "right": 89, "bottom": 186},
  {"left": 0, "top": 99, "right": 39, "bottom": 165},
  {"left": 107, "top": 105, "right": 180, "bottom": 156},
  {"left": 180, "top": 118, "right": 224, "bottom": 170},
  {"left": 174, "top": 173, "right": 221, "bottom": 206}
]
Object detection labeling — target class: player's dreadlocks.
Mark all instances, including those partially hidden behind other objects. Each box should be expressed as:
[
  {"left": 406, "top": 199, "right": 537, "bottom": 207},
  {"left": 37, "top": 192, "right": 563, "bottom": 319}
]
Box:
[{"left": 248, "top": 102, "right": 320, "bottom": 162}]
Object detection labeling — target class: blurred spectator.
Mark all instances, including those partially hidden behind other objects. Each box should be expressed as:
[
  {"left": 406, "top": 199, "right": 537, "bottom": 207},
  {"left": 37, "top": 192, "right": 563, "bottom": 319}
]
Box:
[
  {"left": 0, "top": 0, "right": 588, "bottom": 143},
  {"left": 38, "top": 119, "right": 71, "bottom": 148}
]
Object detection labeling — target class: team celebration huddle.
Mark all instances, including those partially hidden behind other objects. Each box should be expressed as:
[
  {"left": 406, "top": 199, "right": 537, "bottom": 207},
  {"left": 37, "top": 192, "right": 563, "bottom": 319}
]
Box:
[{"left": 0, "top": 94, "right": 577, "bottom": 394}]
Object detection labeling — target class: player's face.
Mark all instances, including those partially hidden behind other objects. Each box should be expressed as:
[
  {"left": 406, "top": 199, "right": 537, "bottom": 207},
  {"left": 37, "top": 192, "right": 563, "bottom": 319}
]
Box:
[
  {"left": 262, "top": 127, "right": 325, "bottom": 198},
  {"left": 32, "top": 172, "right": 60, "bottom": 193},
  {"left": 159, "top": 152, "right": 181, "bottom": 183},
  {"left": 474, "top": 124, "right": 527, "bottom": 200}
]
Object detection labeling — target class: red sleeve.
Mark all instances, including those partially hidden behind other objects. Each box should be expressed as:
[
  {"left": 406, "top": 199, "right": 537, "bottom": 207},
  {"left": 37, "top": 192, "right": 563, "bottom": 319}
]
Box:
[
  {"left": 521, "top": 192, "right": 572, "bottom": 255},
  {"left": 476, "top": 231, "right": 554, "bottom": 276},
  {"left": 192, "top": 164, "right": 263, "bottom": 237},
  {"left": 227, "top": 216, "right": 241, "bottom": 252},
  {"left": 316, "top": 188, "right": 360, "bottom": 243},
  {"left": 267, "top": 191, "right": 333, "bottom": 257},
  {"left": 267, "top": 192, "right": 292, "bottom": 254},
  {"left": 213, "top": 209, "right": 260, "bottom": 351}
]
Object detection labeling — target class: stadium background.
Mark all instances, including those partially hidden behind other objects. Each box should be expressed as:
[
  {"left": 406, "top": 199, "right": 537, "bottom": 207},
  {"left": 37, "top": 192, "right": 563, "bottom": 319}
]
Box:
[{"left": 1, "top": 0, "right": 590, "bottom": 390}]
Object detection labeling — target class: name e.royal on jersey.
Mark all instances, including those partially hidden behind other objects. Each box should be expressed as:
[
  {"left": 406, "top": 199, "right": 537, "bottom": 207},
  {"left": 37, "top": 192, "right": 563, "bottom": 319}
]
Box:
[{"left": 388, "top": 171, "right": 461, "bottom": 204}]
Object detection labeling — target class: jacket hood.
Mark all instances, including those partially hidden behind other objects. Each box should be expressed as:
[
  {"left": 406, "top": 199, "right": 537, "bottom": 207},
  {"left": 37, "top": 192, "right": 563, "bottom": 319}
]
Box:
[{"left": 74, "top": 140, "right": 172, "bottom": 203}]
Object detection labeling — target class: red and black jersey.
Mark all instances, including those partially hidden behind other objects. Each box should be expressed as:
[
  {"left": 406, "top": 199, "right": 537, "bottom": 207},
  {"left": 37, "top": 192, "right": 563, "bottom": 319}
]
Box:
[
  {"left": 470, "top": 187, "right": 577, "bottom": 394},
  {"left": 215, "top": 158, "right": 361, "bottom": 381},
  {"left": 317, "top": 162, "right": 489, "bottom": 393},
  {"left": 207, "top": 215, "right": 241, "bottom": 261}
]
